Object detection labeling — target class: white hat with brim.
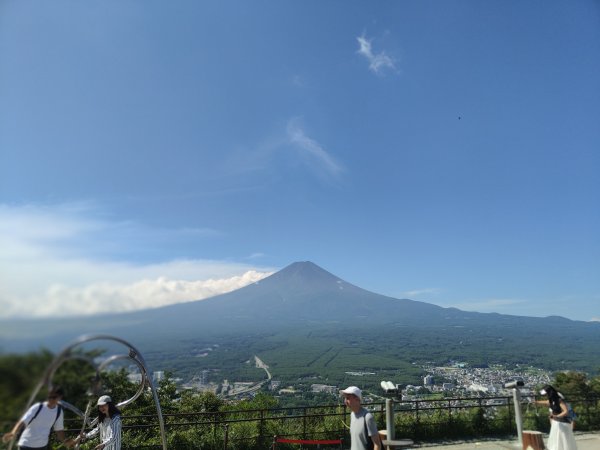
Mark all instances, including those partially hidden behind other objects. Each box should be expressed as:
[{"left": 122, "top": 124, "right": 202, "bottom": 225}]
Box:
[
  {"left": 340, "top": 386, "right": 362, "bottom": 401},
  {"left": 97, "top": 395, "right": 112, "bottom": 406}
]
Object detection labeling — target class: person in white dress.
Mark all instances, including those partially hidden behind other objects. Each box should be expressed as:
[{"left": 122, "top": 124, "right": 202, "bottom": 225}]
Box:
[{"left": 538, "top": 385, "right": 577, "bottom": 450}]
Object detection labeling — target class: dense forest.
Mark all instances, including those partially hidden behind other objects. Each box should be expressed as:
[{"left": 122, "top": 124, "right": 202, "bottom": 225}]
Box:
[{"left": 137, "top": 324, "right": 600, "bottom": 392}]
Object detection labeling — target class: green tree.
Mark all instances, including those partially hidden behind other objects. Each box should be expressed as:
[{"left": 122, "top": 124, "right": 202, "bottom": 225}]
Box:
[
  {"left": 554, "top": 371, "right": 591, "bottom": 397},
  {"left": 0, "top": 350, "right": 54, "bottom": 423}
]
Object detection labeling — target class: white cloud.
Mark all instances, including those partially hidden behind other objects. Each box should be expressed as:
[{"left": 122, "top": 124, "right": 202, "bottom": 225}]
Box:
[
  {"left": 291, "top": 74, "right": 306, "bottom": 88},
  {"left": 357, "top": 34, "right": 396, "bottom": 75},
  {"left": 0, "top": 203, "right": 274, "bottom": 318},
  {"left": 3, "top": 270, "right": 271, "bottom": 318},
  {"left": 402, "top": 288, "right": 442, "bottom": 298},
  {"left": 286, "top": 119, "right": 344, "bottom": 179},
  {"left": 205, "top": 120, "right": 345, "bottom": 187},
  {"left": 452, "top": 298, "right": 523, "bottom": 312}
]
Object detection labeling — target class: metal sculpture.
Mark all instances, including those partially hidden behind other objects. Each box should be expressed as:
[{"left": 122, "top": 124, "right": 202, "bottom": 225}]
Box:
[{"left": 6, "top": 334, "right": 167, "bottom": 450}]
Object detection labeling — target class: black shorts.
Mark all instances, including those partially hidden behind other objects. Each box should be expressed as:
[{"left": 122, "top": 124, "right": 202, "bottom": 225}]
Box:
[{"left": 19, "top": 446, "right": 48, "bottom": 450}]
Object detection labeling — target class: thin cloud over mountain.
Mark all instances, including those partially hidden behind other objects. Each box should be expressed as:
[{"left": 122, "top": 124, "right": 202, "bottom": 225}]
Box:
[{"left": 6, "top": 270, "right": 271, "bottom": 318}]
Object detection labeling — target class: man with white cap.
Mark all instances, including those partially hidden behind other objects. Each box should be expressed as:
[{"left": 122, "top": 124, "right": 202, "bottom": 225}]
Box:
[{"left": 341, "top": 386, "right": 381, "bottom": 450}]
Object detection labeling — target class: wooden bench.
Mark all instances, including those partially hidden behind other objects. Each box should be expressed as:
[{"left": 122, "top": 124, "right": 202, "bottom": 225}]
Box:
[{"left": 522, "top": 430, "right": 545, "bottom": 450}]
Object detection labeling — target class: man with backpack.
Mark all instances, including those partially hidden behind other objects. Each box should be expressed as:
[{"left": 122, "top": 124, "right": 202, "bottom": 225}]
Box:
[
  {"left": 1, "top": 386, "right": 68, "bottom": 449},
  {"left": 341, "top": 386, "right": 382, "bottom": 450}
]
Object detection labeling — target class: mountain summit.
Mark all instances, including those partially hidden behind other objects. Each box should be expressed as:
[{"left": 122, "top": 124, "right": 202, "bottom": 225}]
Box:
[
  {"left": 2, "top": 261, "right": 599, "bottom": 375},
  {"left": 150, "top": 260, "right": 449, "bottom": 328},
  {"left": 1, "top": 261, "right": 450, "bottom": 351}
]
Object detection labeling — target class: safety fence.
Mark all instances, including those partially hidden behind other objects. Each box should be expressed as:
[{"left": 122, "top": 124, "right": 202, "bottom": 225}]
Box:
[{"left": 12, "top": 394, "right": 600, "bottom": 449}]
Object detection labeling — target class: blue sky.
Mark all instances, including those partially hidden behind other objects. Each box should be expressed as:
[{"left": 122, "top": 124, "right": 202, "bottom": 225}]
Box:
[{"left": 1, "top": 1, "right": 598, "bottom": 321}]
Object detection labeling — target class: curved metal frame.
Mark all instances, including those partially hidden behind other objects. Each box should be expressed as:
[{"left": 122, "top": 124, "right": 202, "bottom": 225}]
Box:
[{"left": 7, "top": 334, "right": 167, "bottom": 450}]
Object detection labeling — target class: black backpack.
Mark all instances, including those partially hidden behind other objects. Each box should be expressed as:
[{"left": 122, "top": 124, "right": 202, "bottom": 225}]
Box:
[{"left": 363, "top": 413, "right": 375, "bottom": 450}]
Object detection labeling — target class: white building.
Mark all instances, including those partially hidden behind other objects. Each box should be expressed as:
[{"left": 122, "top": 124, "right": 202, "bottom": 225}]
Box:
[
  {"left": 311, "top": 384, "right": 338, "bottom": 394},
  {"left": 153, "top": 371, "right": 165, "bottom": 382}
]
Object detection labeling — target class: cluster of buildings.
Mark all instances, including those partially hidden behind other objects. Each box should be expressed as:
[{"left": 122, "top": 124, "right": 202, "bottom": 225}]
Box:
[
  {"left": 146, "top": 362, "right": 553, "bottom": 402},
  {"left": 410, "top": 364, "right": 552, "bottom": 397}
]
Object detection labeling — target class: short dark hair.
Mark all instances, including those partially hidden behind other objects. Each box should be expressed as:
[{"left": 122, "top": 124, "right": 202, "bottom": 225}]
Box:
[{"left": 48, "top": 385, "right": 64, "bottom": 397}]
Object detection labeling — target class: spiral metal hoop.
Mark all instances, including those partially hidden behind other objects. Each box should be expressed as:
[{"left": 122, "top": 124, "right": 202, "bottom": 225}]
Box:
[{"left": 7, "top": 334, "right": 167, "bottom": 450}]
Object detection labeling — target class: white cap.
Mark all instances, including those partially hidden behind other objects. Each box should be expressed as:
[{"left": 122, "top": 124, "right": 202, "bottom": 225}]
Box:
[
  {"left": 97, "top": 395, "right": 112, "bottom": 406},
  {"left": 340, "top": 386, "right": 362, "bottom": 401},
  {"left": 539, "top": 389, "right": 547, "bottom": 396}
]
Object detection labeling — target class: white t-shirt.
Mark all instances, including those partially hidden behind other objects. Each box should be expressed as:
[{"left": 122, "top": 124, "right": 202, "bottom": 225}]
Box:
[
  {"left": 18, "top": 402, "right": 64, "bottom": 448},
  {"left": 350, "top": 407, "right": 378, "bottom": 450}
]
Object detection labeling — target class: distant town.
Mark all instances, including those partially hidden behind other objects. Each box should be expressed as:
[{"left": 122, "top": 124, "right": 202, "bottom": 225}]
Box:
[{"left": 134, "top": 358, "right": 552, "bottom": 403}]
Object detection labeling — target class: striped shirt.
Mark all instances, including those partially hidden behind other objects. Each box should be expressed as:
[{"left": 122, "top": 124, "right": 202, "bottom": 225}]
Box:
[{"left": 86, "top": 415, "right": 122, "bottom": 450}]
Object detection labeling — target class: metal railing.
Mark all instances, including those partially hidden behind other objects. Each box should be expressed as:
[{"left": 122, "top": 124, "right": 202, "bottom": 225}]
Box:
[{"left": 39, "top": 394, "right": 600, "bottom": 449}]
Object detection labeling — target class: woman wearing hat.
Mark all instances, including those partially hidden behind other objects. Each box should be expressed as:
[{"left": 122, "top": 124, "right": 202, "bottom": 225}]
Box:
[
  {"left": 537, "top": 385, "right": 577, "bottom": 450},
  {"left": 72, "top": 395, "right": 122, "bottom": 450}
]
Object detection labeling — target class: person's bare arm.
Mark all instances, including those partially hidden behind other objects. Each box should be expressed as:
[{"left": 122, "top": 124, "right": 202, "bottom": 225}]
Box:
[
  {"left": 55, "top": 430, "right": 68, "bottom": 446},
  {"left": 371, "top": 431, "right": 382, "bottom": 450},
  {"left": 1, "top": 420, "right": 24, "bottom": 444},
  {"left": 551, "top": 400, "right": 569, "bottom": 421}
]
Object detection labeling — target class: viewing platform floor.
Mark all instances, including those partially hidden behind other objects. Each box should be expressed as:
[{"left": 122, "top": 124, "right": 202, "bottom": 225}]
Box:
[{"left": 415, "top": 431, "right": 599, "bottom": 449}]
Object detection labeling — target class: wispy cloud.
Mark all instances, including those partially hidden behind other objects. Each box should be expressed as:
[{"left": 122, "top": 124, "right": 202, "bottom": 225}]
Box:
[
  {"left": 291, "top": 74, "right": 307, "bottom": 88},
  {"left": 452, "top": 298, "right": 524, "bottom": 312},
  {"left": 198, "top": 120, "right": 345, "bottom": 188},
  {"left": 0, "top": 203, "right": 274, "bottom": 318},
  {"left": 356, "top": 34, "right": 396, "bottom": 75},
  {"left": 402, "top": 288, "right": 443, "bottom": 298},
  {"left": 286, "top": 119, "right": 345, "bottom": 180}
]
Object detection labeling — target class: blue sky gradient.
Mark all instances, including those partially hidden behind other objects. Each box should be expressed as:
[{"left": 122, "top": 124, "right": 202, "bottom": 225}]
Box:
[{"left": 1, "top": 1, "right": 599, "bottom": 320}]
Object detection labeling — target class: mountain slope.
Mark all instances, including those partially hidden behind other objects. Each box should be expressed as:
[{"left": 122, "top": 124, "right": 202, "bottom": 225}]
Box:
[{"left": 1, "top": 261, "right": 599, "bottom": 376}]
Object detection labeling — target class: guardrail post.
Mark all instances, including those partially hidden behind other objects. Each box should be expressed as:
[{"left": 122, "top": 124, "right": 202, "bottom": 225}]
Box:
[
  {"left": 415, "top": 400, "right": 420, "bottom": 439},
  {"left": 259, "top": 409, "right": 265, "bottom": 448},
  {"left": 223, "top": 423, "right": 228, "bottom": 450},
  {"left": 507, "top": 397, "right": 513, "bottom": 434},
  {"left": 303, "top": 406, "right": 307, "bottom": 439}
]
